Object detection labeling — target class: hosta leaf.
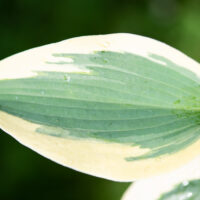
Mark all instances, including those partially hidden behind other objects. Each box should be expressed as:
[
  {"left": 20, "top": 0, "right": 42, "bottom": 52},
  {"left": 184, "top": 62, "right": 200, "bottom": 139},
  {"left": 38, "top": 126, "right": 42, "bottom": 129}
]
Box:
[
  {"left": 122, "top": 155, "right": 200, "bottom": 199},
  {"left": 0, "top": 33, "right": 200, "bottom": 181},
  {"left": 159, "top": 180, "right": 200, "bottom": 200}
]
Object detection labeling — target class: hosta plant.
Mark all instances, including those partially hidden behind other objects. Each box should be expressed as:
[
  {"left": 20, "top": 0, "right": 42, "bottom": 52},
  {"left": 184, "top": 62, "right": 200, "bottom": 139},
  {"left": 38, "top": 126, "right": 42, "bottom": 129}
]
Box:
[{"left": 0, "top": 33, "right": 200, "bottom": 199}]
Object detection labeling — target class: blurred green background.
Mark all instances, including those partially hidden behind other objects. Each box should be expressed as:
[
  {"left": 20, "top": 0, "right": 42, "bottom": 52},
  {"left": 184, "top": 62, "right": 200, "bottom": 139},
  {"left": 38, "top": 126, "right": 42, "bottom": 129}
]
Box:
[{"left": 0, "top": 0, "right": 199, "bottom": 199}]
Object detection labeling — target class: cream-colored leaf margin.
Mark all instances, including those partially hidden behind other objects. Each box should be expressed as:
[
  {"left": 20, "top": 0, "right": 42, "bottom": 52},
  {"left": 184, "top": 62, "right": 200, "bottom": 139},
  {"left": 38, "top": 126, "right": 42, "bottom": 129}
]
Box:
[{"left": 0, "top": 33, "right": 199, "bottom": 80}]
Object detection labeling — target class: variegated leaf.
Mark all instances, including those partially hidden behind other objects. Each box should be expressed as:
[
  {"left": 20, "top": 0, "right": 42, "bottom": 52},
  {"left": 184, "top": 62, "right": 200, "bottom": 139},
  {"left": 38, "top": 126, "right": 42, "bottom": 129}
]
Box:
[
  {"left": 159, "top": 179, "right": 200, "bottom": 200},
  {"left": 122, "top": 155, "right": 200, "bottom": 199},
  {"left": 0, "top": 33, "right": 200, "bottom": 181}
]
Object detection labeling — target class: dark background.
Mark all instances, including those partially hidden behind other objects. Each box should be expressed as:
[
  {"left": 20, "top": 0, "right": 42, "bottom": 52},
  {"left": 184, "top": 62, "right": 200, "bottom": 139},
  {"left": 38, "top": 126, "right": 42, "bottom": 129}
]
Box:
[{"left": 0, "top": 0, "right": 199, "bottom": 199}]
